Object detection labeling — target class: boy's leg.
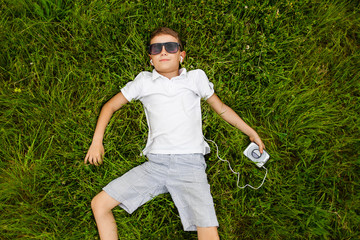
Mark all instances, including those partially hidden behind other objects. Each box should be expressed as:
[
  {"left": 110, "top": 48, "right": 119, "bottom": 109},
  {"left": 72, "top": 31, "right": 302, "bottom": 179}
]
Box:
[
  {"left": 197, "top": 226, "right": 220, "bottom": 240},
  {"left": 91, "top": 190, "right": 120, "bottom": 240}
]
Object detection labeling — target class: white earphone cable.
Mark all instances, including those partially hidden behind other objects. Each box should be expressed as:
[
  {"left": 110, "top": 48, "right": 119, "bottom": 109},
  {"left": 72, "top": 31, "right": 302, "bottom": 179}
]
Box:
[{"left": 204, "top": 137, "right": 267, "bottom": 189}]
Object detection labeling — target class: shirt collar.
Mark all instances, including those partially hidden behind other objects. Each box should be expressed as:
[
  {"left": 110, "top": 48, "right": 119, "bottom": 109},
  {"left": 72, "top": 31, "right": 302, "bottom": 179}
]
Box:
[{"left": 151, "top": 68, "right": 187, "bottom": 81}]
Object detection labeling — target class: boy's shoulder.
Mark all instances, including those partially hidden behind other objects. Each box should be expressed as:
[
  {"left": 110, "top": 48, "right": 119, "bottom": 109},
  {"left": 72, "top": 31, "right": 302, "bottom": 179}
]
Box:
[
  {"left": 187, "top": 68, "right": 206, "bottom": 75},
  {"left": 185, "top": 69, "right": 208, "bottom": 81},
  {"left": 187, "top": 69, "right": 208, "bottom": 82}
]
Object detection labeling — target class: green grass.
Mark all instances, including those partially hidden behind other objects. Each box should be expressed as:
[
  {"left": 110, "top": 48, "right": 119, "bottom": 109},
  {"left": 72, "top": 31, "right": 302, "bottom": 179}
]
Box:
[{"left": 1, "top": 0, "right": 359, "bottom": 239}]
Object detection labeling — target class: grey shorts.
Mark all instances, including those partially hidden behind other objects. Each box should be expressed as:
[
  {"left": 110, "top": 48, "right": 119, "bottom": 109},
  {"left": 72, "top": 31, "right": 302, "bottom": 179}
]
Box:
[{"left": 103, "top": 153, "right": 219, "bottom": 231}]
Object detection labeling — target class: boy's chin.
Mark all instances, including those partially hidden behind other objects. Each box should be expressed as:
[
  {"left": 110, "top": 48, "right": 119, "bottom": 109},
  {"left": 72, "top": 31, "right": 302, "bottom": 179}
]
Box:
[{"left": 155, "top": 64, "right": 179, "bottom": 72}]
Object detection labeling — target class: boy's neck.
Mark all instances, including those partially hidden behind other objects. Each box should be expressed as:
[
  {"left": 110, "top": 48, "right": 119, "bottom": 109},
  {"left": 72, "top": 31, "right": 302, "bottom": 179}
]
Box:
[{"left": 157, "top": 69, "right": 180, "bottom": 80}]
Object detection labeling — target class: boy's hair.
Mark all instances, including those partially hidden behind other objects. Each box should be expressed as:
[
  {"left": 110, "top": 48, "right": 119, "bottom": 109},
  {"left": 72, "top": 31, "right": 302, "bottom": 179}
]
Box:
[{"left": 150, "top": 27, "right": 183, "bottom": 50}]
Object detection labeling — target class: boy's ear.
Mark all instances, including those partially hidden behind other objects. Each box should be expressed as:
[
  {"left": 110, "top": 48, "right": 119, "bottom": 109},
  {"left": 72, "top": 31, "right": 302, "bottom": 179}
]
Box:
[{"left": 180, "top": 51, "right": 186, "bottom": 62}]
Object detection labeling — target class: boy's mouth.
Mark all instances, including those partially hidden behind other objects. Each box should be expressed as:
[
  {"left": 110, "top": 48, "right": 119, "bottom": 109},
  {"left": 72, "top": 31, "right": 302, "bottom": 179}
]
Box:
[{"left": 159, "top": 59, "right": 170, "bottom": 62}]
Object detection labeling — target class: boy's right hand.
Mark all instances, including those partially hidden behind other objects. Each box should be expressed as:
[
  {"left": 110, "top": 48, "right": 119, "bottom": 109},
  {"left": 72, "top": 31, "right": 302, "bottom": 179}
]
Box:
[{"left": 84, "top": 143, "right": 105, "bottom": 166}]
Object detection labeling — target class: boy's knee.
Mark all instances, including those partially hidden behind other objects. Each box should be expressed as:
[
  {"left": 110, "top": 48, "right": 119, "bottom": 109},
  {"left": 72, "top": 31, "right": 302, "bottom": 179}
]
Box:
[
  {"left": 91, "top": 193, "right": 109, "bottom": 214},
  {"left": 91, "top": 191, "right": 119, "bottom": 214},
  {"left": 91, "top": 194, "right": 101, "bottom": 212}
]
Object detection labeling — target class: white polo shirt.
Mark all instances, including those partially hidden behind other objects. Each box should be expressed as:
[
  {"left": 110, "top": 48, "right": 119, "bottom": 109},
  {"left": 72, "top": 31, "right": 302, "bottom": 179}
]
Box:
[{"left": 121, "top": 68, "right": 215, "bottom": 155}]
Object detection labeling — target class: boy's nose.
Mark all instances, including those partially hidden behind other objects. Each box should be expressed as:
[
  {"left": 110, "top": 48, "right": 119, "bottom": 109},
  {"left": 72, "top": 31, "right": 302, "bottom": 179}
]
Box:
[{"left": 160, "top": 46, "right": 168, "bottom": 55}]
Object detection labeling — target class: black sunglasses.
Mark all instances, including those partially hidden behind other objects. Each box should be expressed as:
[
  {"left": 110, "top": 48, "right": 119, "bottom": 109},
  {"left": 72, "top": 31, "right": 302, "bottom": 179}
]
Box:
[{"left": 148, "top": 42, "right": 181, "bottom": 55}]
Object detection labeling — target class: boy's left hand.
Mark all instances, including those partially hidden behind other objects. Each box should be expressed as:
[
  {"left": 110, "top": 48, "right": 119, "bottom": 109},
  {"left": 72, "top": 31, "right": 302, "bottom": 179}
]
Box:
[{"left": 250, "top": 134, "right": 265, "bottom": 154}]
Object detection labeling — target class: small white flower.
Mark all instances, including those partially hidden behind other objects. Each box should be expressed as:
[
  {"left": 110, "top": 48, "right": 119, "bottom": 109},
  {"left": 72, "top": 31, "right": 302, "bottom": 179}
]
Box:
[
  {"left": 245, "top": 5, "right": 248, "bottom": 9},
  {"left": 30, "top": 62, "right": 33, "bottom": 65},
  {"left": 246, "top": 45, "right": 250, "bottom": 50}
]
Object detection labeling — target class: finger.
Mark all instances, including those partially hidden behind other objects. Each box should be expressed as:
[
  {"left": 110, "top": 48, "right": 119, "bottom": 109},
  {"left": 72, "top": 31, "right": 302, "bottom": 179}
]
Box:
[
  {"left": 90, "top": 156, "right": 97, "bottom": 165},
  {"left": 96, "top": 157, "right": 102, "bottom": 166},
  {"left": 261, "top": 143, "right": 266, "bottom": 154},
  {"left": 92, "top": 156, "right": 98, "bottom": 166},
  {"left": 94, "top": 156, "right": 102, "bottom": 166},
  {"left": 259, "top": 145, "right": 264, "bottom": 154},
  {"left": 98, "top": 154, "right": 104, "bottom": 164},
  {"left": 84, "top": 154, "right": 89, "bottom": 164},
  {"left": 257, "top": 141, "right": 264, "bottom": 154},
  {"left": 97, "top": 156, "right": 103, "bottom": 165},
  {"left": 88, "top": 156, "right": 93, "bottom": 165}
]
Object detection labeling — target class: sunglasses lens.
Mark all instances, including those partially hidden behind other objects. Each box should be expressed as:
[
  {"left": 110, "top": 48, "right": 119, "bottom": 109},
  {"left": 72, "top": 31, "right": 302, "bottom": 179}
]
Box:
[
  {"left": 149, "top": 44, "right": 162, "bottom": 55},
  {"left": 165, "top": 42, "right": 179, "bottom": 53}
]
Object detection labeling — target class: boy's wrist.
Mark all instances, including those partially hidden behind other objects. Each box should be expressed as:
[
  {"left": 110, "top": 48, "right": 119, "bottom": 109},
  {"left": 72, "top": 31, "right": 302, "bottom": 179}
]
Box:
[
  {"left": 91, "top": 137, "right": 103, "bottom": 145},
  {"left": 248, "top": 131, "right": 259, "bottom": 141}
]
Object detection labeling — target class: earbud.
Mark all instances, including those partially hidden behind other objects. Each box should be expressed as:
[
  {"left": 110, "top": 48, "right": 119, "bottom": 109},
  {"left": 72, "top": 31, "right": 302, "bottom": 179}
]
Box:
[
  {"left": 180, "top": 56, "right": 183, "bottom": 63},
  {"left": 150, "top": 59, "right": 153, "bottom": 65}
]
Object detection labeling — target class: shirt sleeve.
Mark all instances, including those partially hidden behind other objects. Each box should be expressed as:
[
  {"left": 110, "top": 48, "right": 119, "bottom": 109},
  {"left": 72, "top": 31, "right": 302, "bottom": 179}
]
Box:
[
  {"left": 120, "top": 72, "right": 145, "bottom": 102},
  {"left": 195, "top": 69, "right": 215, "bottom": 100}
]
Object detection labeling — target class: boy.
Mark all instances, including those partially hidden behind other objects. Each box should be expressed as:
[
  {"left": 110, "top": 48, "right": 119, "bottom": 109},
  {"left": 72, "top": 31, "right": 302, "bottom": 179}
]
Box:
[{"left": 85, "top": 27, "right": 265, "bottom": 240}]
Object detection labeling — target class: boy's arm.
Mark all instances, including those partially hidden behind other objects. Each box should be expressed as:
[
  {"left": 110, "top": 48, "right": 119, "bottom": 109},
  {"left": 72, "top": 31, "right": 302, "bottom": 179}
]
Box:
[
  {"left": 206, "top": 93, "right": 265, "bottom": 153},
  {"left": 84, "top": 92, "right": 129, "bottom": 165}
]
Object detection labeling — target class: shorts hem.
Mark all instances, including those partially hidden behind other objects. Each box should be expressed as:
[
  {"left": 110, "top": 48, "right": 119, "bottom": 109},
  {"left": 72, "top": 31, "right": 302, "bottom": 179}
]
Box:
[
  {"left": 103, "top": 186, "right": 134, "bottom": 214},
  {"left": 184, "top": 224, "right": 219, "bottom": 232}
]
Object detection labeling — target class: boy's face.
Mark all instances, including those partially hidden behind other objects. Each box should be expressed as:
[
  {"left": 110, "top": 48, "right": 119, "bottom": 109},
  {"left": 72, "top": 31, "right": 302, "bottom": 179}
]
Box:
[{"left": 149, "top": 34, "right": 186, "bottom": 76}]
